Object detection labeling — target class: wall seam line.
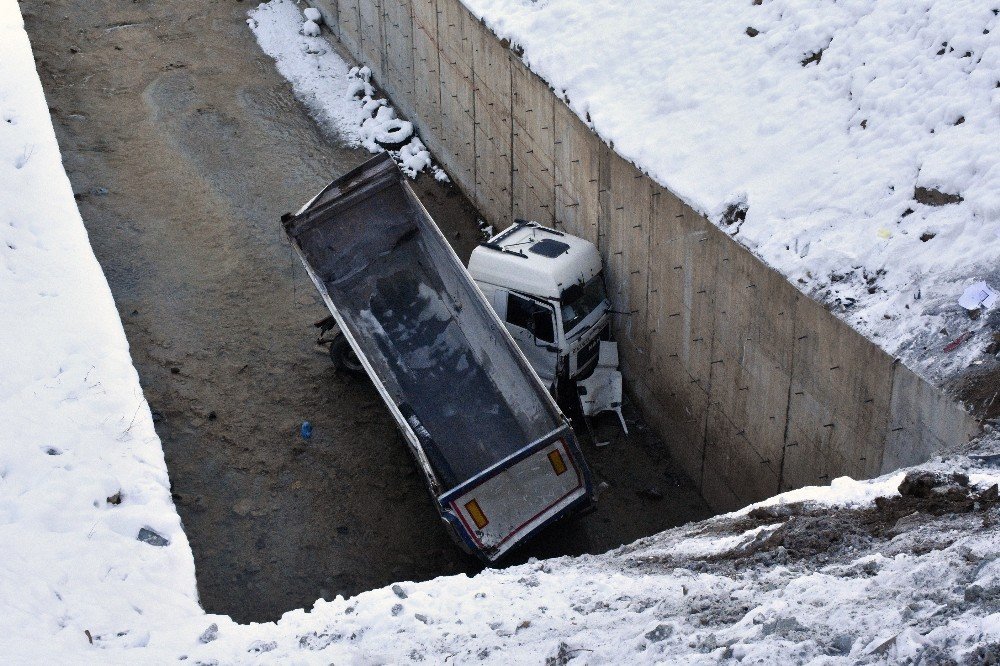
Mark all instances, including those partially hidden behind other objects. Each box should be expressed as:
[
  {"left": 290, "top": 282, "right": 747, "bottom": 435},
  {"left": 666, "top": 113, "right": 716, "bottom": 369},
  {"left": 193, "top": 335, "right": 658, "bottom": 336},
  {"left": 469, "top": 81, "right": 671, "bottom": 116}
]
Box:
[{"left": 776, "top": 295, "right": 798, "bottom": 494}]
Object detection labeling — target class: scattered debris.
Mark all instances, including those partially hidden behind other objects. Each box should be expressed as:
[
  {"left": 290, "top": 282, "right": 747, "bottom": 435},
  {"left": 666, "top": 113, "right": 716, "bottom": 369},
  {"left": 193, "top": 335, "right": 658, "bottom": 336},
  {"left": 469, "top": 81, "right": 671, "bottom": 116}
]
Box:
[
  {"left": 637, "top": 488, "right": 664, "bottom": 501},
  {"left": 248, "top": 640, "right": 278, "bottom": 653},
  {"left": 136, "top": 527, "right": 169, "bottom": 547},
  {"left": 943, "top": 331, "right": 974, "bottom": 353},
  {"left": 300, "top": 421, "right": 313, "bottom": 439},
  {"left": 800, "top": 48, "right": 824, "bottom": 66},
  {"left": 720, "top": 199, "right": 748, "bottom": 231},
  {"left": 477, "top": 219, "right": 494, "bottom": 240},
  {"left": 645, "top": 624, "right": 673, "bottom": 642},
  {"left": 198, "top": 623, "right": 219, "bottom": 644},
  {"left": 106, "top": 491, "right": 122, "bottom": 505},
  {"left": 959, "top": 282, "right": 999, "bottom": 312},
  {"left": 391, "top": 584, "right": 408, "bottom": 599},
  {"left": 914, "top": 186, "right": 963, "bottom": 206}
]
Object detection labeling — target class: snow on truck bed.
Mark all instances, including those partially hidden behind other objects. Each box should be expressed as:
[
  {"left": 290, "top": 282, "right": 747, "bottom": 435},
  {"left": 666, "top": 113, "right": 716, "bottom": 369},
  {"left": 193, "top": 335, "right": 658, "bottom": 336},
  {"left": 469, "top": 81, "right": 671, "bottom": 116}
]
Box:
[{"left": 459, "top": 0, "right": 1000, "bottom": 382}]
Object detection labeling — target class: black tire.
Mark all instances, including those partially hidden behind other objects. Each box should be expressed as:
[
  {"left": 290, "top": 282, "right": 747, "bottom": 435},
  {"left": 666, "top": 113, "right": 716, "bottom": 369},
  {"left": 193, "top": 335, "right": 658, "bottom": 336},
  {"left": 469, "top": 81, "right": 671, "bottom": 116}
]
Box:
[
  {"left": 329, "top": 335, "right": 366, "bottom": 375},
  {"left": 373, "top": 119, "right": 414, "bottom": 151}
]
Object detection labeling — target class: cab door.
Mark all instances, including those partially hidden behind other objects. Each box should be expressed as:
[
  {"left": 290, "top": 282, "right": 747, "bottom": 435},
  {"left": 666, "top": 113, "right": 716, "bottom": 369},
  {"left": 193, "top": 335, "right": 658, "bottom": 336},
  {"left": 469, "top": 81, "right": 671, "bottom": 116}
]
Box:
[{"left": 501, "top": 291, "right": 559, "bottom": 387}]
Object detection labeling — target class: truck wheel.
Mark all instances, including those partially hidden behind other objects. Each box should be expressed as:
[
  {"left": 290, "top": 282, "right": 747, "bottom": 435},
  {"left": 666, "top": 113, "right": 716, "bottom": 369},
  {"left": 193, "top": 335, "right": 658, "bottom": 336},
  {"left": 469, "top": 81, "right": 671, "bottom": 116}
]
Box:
[{"left": 329, "top": 335, "right": 366, "bottom": 375}]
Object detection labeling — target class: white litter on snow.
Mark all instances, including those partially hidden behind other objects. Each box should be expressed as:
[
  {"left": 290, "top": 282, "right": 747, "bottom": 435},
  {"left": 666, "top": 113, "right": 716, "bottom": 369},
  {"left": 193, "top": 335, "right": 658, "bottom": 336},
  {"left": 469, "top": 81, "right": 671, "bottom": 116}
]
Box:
[
  {"left": 456, "top": 0, "right": 1000, "bottom": 383},
  {"left": 248, "top": 0, "right": 441, "bottom": 179},
  {"left": 959, "top": 281, "right": 1000, "bottom": 311}
]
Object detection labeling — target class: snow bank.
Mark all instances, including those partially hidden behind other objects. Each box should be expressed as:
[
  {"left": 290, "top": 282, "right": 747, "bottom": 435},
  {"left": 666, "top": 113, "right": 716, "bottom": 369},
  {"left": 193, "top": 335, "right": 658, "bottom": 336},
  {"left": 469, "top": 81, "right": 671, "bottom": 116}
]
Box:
[
  {"left": 247, "top": 0, "right": 445, "bottom": 179},
  {"left": 0, "top": 2, "right": 200, "bottom": 659},
  {"left": 456, "top": 0, "right": 999, "bottom": 381},
  {"left": 123, "top": 436, "right": 1000, "bottom": 663}
]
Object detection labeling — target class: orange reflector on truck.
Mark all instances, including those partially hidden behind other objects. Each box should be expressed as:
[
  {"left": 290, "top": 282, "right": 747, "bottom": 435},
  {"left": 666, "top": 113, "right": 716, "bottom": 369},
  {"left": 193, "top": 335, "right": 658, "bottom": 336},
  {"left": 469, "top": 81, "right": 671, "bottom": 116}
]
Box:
[
  {"left": 465, "top": 499, "right": 489, "bottom": 529},
  {"left": 548, "top": 449, "right": 567, "bottom": 476}
]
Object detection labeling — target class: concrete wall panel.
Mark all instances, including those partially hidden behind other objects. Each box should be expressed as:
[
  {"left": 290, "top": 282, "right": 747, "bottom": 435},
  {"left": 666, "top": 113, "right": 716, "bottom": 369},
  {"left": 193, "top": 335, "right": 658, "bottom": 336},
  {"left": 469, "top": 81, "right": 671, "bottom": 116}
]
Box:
[
  {"left": 511, "top": 60, "right": 555, "bottom": 226},
  {"left": 360, "top": 0, "right": 387, "bottom": 83},
  {"left": 553, "top": 102, "right": 599, "bottom": 245},
  {"left": 435, "top": 0, "right": 475, "bottom": 194},
  {"left": 381, "top": 0, "right": 416, "bottom": 122},
  {"left": 606, "top": 152, "right": 651, "bottom": 380},
  {"left": 645, "top": 185, "right": 710, "bottom": 483},
  {"left": 471, "top": 21, "right": 512, "bottom": 229},
  {"left": 410, "top": 0, "right": 443, "bottom": 156},
  {"left": 700, "top": 244, "right": 793, "bottom": 507},
  {"left": 781, "top": 295, "right": 893, "bottom": 491},
  {"left": 337, "top": 0, "right": 363, "bottom": 59},
  {"left": 883, "top": 363, "right": 980, "bottom": 473}
]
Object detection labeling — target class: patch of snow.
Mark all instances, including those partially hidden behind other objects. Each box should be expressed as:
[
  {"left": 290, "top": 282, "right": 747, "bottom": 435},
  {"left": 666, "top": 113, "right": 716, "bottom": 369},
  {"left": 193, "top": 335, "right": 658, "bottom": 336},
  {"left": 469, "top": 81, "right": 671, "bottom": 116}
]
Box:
[
  {"left": 248, "top": 0, "right": 440, "bottom": 179},
  {"left": 303, "top": 6, "right": 322, "bottom": 23},
  {"left": 456, "top": 0, "right": 1000, "bottom": 384},
  {"left": 655, "top": 523, "right": 783, "bottom": 559},
  {"left": 0, "top": 2, "right": 201, "bottom": 658},
  {"left": 302, "top": 18, "right": 320, "bottom": 37}
]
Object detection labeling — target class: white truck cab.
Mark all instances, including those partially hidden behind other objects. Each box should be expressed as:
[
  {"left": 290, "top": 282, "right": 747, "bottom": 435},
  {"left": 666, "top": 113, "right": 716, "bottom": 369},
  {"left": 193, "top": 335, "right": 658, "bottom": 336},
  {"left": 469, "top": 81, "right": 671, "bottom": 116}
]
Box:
[{"left": 468, "top": 221, "right": 611, "bottom": 392}]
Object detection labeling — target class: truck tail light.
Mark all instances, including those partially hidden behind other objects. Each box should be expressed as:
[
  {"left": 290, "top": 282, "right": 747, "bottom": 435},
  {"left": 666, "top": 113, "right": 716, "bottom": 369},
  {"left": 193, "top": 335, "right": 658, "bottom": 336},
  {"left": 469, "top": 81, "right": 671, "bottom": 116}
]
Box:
[
  {"left": 548, "top": 449, "right": 567, "bottom": 476},
  {"left": 465, "top": 499, "right": 489, "bottom": 529}
]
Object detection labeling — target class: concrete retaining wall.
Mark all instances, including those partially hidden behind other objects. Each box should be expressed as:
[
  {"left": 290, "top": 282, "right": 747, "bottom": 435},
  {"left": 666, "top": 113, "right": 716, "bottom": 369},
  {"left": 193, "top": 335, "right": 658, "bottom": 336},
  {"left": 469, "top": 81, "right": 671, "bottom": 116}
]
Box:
[{"left": 314, "top": 0, "right": 981, "bottom": 510}]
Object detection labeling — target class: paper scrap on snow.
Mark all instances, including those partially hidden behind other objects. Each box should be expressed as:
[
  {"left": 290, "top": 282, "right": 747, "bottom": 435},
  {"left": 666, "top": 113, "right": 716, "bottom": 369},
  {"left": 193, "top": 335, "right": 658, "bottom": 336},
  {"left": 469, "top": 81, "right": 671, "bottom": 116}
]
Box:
[{"left": 958, "top": 282, "right": 1000, "bottom": 311}]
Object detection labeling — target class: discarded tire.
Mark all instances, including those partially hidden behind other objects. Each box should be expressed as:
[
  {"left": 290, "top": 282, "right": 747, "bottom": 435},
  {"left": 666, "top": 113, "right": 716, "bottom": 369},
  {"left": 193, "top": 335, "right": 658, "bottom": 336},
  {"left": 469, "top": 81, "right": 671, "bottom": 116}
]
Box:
[{"left": 373, "top": 119, "right": 414, "bottom": 151}]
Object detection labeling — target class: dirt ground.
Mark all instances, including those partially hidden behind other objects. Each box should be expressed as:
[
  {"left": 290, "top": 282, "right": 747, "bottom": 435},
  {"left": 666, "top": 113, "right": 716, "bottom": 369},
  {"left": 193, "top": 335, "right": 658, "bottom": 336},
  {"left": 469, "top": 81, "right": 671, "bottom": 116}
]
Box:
[{"left": 22, "top": 0, "right": 713, "bottom": 623}]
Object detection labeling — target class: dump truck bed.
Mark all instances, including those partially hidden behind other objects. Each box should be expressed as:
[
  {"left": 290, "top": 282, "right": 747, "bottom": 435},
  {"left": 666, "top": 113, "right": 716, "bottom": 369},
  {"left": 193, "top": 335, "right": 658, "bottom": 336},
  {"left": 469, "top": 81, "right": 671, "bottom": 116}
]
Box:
[{"left": 282, "top": 155, "right": 573, "bottom": 492}]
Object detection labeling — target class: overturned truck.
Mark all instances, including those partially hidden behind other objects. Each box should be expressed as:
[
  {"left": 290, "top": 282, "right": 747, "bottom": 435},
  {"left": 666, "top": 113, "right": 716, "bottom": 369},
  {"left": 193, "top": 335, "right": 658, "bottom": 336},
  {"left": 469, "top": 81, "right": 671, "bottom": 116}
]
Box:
[{"left": 282, "top": 154, "right": 595, "bottom": 561}]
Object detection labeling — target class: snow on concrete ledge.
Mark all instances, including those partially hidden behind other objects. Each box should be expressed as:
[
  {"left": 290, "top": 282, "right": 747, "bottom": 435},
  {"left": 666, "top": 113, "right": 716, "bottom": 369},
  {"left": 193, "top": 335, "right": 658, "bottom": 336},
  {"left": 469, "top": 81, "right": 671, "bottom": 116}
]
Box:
[
  {"left": 0, "top": 2, "right": 199, "bottom": 659},
  {"left": 459, "top": 0, "right": 1000, "bottom": 384}
]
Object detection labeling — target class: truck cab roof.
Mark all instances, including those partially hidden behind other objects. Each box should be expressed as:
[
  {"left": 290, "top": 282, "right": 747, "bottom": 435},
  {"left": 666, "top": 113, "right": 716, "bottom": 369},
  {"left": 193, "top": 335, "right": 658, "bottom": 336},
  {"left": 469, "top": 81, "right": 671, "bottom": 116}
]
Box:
[{"left": 468, "top": 221, "right": 603, "bottom": 300}]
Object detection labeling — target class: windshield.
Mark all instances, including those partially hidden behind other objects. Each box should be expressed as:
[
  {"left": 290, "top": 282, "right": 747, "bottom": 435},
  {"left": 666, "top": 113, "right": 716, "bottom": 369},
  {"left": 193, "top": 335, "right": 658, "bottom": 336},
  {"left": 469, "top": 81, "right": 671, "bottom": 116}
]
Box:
[{"left": 560, "top": 273, "right": 607, "bottom": 334}]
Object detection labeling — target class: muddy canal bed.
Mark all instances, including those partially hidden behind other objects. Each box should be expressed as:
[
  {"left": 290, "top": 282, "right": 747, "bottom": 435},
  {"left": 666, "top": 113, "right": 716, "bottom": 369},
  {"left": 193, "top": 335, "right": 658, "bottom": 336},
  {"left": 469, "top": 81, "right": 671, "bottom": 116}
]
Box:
[{"left": 23, "top": 0, "right": 713, "bottom": 623}]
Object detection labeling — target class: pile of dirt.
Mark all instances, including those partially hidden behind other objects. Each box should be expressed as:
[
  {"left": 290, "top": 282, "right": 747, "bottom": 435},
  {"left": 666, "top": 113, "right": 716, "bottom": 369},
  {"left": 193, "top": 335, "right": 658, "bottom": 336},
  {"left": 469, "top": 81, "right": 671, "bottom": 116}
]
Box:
[{"left": 635, "top": 469, "right": 999, "bottom": 573}]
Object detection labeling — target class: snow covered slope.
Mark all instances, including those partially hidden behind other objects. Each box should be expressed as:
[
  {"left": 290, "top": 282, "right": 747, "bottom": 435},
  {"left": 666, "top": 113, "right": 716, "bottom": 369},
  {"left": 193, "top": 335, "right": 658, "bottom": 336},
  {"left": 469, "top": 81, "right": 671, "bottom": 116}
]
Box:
[
  {"left": 52, "top": 431, "right": 998, "bottom": 664},
  {"left": 0, "top": 3, "right": 200, "bottom": 659},
  {"left": 457, "top": 0, "right": 1000, "bottom": 382}
]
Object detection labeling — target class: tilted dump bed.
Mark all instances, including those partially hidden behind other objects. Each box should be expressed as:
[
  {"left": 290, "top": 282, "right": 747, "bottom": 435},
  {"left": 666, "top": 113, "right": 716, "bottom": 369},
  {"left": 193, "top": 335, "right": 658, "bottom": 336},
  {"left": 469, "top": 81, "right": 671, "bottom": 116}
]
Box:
[{"left": 282, "top": 154, "right": 593, "bottom": 560}]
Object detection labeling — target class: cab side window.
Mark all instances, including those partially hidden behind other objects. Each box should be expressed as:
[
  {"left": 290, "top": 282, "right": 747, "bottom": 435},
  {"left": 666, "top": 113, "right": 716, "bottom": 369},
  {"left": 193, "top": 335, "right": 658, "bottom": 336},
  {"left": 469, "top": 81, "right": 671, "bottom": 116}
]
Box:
[{"left": 506, "top": 293, "right": 555, "bottom": 343}]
